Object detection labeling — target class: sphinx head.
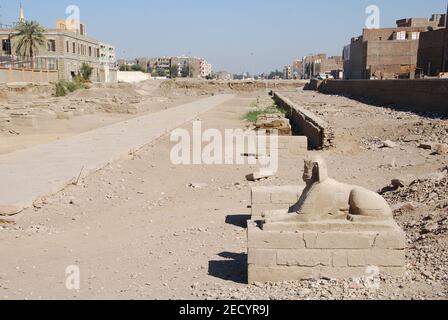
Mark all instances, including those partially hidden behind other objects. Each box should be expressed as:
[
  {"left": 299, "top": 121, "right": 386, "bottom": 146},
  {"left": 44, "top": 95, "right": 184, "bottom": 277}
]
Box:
[{"left": 303, "top": 155, "right": 329, "bottom": 185}]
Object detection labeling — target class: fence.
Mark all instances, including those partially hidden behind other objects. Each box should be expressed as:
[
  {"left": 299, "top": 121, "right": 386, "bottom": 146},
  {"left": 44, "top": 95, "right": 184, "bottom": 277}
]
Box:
[{"left": 0, "top": 55, "right": 58, "bottom": 71}]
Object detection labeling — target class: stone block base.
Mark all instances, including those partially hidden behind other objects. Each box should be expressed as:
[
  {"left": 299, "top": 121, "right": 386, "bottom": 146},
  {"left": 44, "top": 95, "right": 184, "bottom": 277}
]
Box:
[{"left": 247, "top": 220, "right": 406, "bottom": 283}]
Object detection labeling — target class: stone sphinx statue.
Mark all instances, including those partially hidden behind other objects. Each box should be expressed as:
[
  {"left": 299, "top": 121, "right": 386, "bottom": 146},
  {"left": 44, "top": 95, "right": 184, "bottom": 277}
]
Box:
[{"left": 264, "top": 155, "right": 393, "bottom": 223}]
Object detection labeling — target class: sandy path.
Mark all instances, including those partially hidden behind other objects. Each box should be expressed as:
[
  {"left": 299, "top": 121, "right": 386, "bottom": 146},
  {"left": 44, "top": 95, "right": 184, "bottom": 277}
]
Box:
[
  {"left": 1, "top": 93, "right": 296, "bottom": 299},
  {"left": 0, "top": 95, "right": 234, "bottom": 216}
]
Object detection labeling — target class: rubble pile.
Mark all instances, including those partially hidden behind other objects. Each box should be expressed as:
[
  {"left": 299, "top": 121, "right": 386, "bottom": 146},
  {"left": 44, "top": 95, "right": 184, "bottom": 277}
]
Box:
[
  {"left": 254, "top": 114, "right": 292, "bottom": 136},
  {"left": 383, "top": 168, "right": 448, "bottom": 210}
]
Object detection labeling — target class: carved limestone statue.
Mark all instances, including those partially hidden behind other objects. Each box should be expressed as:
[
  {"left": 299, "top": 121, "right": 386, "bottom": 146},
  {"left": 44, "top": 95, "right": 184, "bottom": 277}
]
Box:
[{"left": 264, "top": 155, "right": 393, "bottom": 223}]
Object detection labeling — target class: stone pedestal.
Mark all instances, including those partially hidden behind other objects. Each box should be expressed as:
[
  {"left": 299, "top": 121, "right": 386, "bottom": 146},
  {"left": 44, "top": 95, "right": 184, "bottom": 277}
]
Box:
[{"left": 247, "top": 218, "right": 406, "bottom": 283}]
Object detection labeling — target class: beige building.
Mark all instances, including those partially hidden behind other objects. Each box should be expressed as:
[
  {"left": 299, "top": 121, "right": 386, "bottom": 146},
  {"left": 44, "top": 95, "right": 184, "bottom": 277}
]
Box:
[
  {"left": 283, "top": 65, "right": 292, "bottom": 79},
  {"left": 0, "top": 6, "right": 115, "bottom": 82},
  {"left": 199, "top": 59, "right": 212, "bottom": 78},
  {"left": 99, "top": 42, "right": 117, "bottom": 83},
  {"left": 136, "top": 55, "right": 212, "bottom": 78}
]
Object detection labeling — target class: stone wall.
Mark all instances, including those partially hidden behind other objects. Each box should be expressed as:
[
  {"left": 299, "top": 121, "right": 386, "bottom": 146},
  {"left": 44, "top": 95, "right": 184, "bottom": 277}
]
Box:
[
  {"left": 316, "top": 79, "right": 448, "bottom": 115},
  {"left": 117, "top": 71, "right": 150, "bottom": 83},
  {"left": 0, "top": 68, "right": 58, "bottom": 84},
  {"left": 272, "top": 92, "right": 335, "bottom": 149},
  {"left": 247, "top": 220, "right": 406, "bottom": 283},
  {"left": 251, "top": 186, "right": 305, "bottom": 219}
]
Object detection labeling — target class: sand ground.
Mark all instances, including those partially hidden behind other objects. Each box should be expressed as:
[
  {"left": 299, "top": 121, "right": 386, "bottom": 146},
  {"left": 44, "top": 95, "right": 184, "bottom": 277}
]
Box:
[{"left": 0, "top": 82, "right": 446, "bottom": 300}]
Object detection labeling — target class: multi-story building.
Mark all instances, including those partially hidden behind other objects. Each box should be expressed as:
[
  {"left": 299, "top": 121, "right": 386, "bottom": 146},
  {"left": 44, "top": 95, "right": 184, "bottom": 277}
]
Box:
[
  {"left": 301, "top": 54, "right": 343, "bottom": 79},
  {"left": 214, "top": 71, "right": 233, "bottom": 80},
  {"left": 417, "top": 12, "right": 448, "bottom": 77},
  {"left": 283, "top": 65, "right": 292, "bottom": 79},
  {"left": 200, "top": 59, "right": 212, "bottom": 78},
  {"left": 292, "top": 59, "right": 303, "bottom": 79},
  {"left": 343, "top": 14, "right": 446, "bottom": 79},
  {"left": 99, "top": 42, "right": 117, "bottom": 83},
  {"left": 99, "top": 42, "right": 116, "bottom": 67},
  {"left": 0, "top": 6, "right": 116, "bottom": 82},
  {"left": 136, "top": 56, "right": 212, "bottom": 78}
]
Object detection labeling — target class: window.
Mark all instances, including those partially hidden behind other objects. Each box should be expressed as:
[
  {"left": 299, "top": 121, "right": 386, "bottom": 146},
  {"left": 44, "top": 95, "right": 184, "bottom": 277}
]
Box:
[
  {"left": 2, "top": 39, "right": 11, "bottom": 54},
  {"left": 89, "top": 46, "right": 92, "bottom": 57},
  {"left": 395, "top": 31, "right": 406, "bottom": 40},
  {"left": 72, "top": 42, "right": 76, "bottom": 54},
  {"left": 411, "top": 32, "right": 420, "bottom": 40},
  {"left": 47, "top": 40, "right": 56, "bottom": 52},
  {"left": 66, "top": 41, "right": 69, "bottom": 53}
]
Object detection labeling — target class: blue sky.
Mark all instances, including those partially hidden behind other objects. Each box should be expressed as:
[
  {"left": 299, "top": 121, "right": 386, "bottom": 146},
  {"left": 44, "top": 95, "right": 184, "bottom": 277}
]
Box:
[{"left": 1, "top": 0, "right": 447, "bottom": 73}]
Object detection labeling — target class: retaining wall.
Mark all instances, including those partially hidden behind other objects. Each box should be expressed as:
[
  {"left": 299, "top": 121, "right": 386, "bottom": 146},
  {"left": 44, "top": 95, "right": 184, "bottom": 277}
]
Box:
[
  {"left": 272, "top": 92, "right": 334, "bottom": 150},
  {"left": 0, "top": 68, "right": 58, "bottom": 84}
]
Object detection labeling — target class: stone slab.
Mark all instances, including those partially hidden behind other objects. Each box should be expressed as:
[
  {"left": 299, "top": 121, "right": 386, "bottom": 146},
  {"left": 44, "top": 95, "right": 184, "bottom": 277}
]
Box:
[{"left": 0, "top": 94, "right": 235, "bottom": 215}]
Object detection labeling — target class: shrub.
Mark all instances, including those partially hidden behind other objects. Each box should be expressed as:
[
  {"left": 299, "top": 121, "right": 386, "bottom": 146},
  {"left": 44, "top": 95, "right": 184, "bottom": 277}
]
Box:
[
  {"left": 54, "top": 77, "right": 89, "bottom": 96},
  {"left": 55, "top": 81, "right": 67, "bottom": 97},
  {"left": 80, "top": 63, "right": 93, "bottom": 81},
  {"left": 243, "top": 101, "right": 286, "bottom": 122}
]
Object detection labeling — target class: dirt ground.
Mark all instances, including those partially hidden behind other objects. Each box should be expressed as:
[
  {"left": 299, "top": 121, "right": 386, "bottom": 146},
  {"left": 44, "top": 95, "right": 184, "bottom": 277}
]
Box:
[
  {"left": 0, "top": 80, "right": 198, "bottom": 155},
  {"left": 0, "top": 81, "right": 446, "bottom": 300}
]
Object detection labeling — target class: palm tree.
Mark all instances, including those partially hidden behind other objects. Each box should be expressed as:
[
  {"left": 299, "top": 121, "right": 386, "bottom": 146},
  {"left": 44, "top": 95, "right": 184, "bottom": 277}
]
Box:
[{"left": 12, "top": 21, "right": 47, "bottom": 69}]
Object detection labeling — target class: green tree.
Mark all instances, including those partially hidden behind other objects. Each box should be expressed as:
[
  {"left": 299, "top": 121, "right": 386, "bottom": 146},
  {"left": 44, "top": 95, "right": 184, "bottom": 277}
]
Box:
[
  {"left": 170, "top": 65, "right": 179, "bottom": 78},
  {"left": 157, "top": 68, "right": 168, "bottom": 77},
  {"left": 181, "top": 64, "right": 194, "bottom": 78},
  {"left": 12, "top": 21, "right": 47, "bottom": 68},
  {"left": 80, "top": 63, "right": 93, "bottom": 81},
  {"left": 131, "top": 64, "right": 145, "bottom": 72},
  {"left": 268, "top": 70, "right": 283, "bottom": 79}
]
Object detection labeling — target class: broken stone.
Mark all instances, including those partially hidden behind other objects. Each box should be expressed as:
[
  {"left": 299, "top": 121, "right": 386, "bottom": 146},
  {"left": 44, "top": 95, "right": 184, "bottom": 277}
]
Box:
[
  {"left": 433, "top": 143, "right": 448, "bottom": 155},
  {"left": 421, "top": 222, "right": 439, "bottom": 235},
  {"left": 403, "top": 135, "right": 420, "bottom": 143},
  {"left": 188, "top": 183, "right": 209, "bottom": 189},
  {"left": 255, "top": 114, "right": 292, "bottom": 136},
  {"left": 382, "top": 140, "right": 398, "bottom": 148},
  {"left": 391, "top": 175, "right": 415, "bottom": 189},
  {"left": 246, "top": 170, "right": 274, "bottom": 182},
  {"left": 419, "top": 143, "right": 434, "bottom": 150}
]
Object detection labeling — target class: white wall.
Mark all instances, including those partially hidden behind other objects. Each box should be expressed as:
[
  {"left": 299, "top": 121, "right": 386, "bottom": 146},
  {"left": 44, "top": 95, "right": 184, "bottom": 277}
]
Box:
[{"left": 117, "top": 71, "right": 150, "bottom": 83}]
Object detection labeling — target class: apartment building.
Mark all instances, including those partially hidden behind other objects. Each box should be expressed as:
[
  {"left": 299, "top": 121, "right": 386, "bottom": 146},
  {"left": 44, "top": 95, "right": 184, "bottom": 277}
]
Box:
[
  {"left": 292, "top": 59, "right": 303, "bottom": 79},
  {"left": 301, "top": 54, "right": 343, "bottom": 79},
  {"left": 199, "top": 59, "right": 212, "bottom": 78},
  {"left": 417, "top": 12, "right": 448, "bottom": 77},
  {"left": 214, "top": 71, "right": 233, "bottom": 80},
  {"left": 283, "top": 65, "right": 292, "bottom": 79},
  {"left": 99, "top": 42, "right": 117, "bottom": 82},
  {"left": 0, "top": 6, "right": 116, "bottom": 82},
  {"left": 343, "top": 14, "right": 446, "bottom": 79},
  {"left": 136, "top": 56, "right": 212, "bottom": 78}
]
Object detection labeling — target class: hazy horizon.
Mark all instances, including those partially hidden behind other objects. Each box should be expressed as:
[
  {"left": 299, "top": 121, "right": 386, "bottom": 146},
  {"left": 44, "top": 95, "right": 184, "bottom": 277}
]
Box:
[{"left": 1, "top": 0, "right": 447, "bottom": 73}]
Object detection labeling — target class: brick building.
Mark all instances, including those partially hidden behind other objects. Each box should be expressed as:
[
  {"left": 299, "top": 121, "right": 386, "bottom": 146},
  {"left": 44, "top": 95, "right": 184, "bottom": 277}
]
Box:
[
  {"left": 343, "top": 14, "right": 446, "bottom": 80},
  {"left": 417, "top": 11, "right": 448, "bottom": 77},
  {"left": 302, "top": 54, "right": 343, "bottom": 79}
]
